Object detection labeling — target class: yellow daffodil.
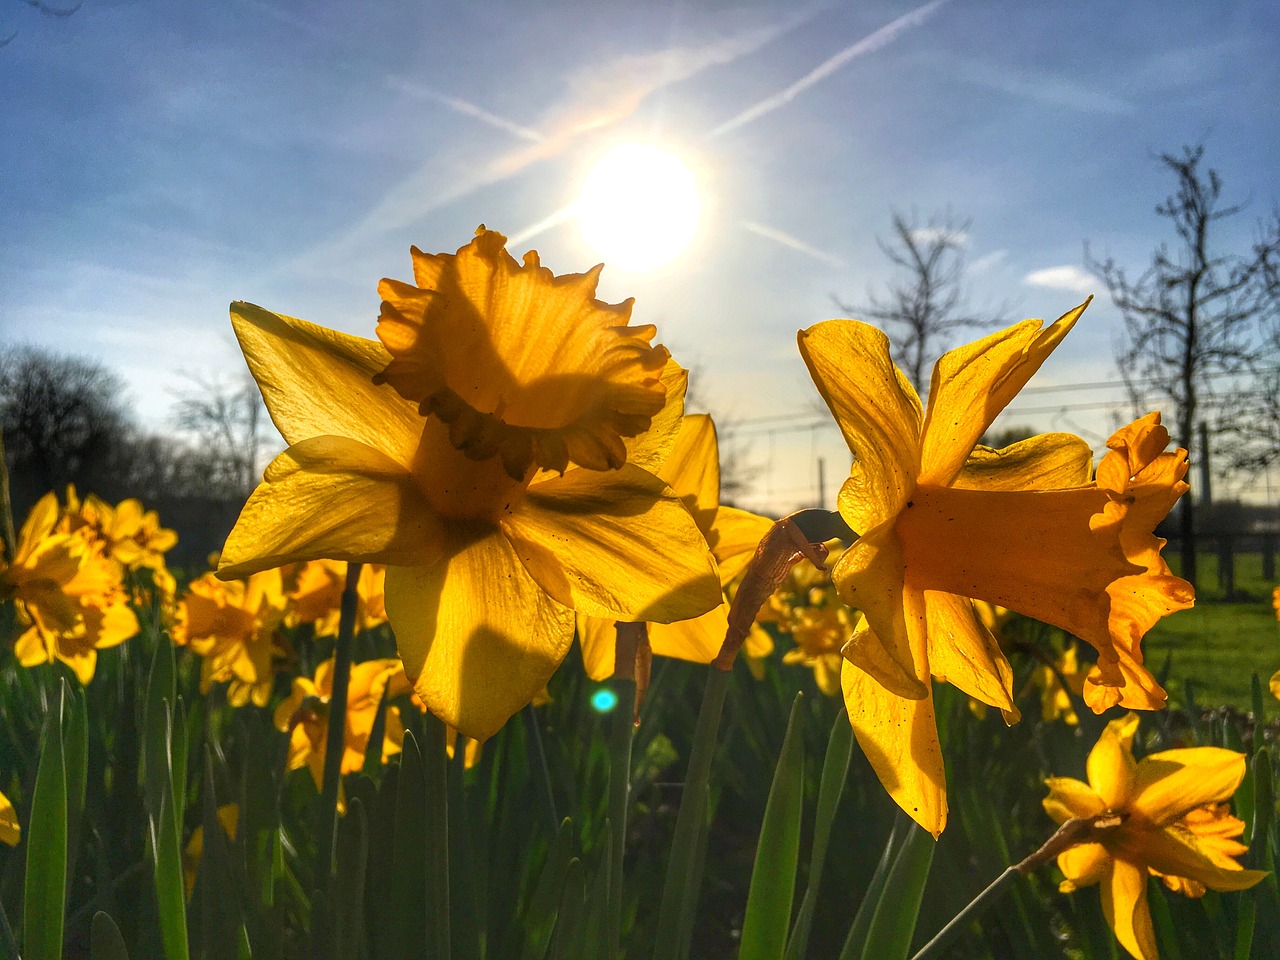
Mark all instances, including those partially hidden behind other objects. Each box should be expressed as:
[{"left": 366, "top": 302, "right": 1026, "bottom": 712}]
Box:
[
  {"left": 173, "top": 569, "right": 289, "bottom": 707},
  {"left": 4, "top": 493, "right": 139, "bottom": 684},
  {"left": 575, "top": 414, "right": 774, "bottom": 679},
  {"left": 218, "top": 229, "right": 720, "bottom": 740},
  {"left": 1033, "top": 641, "right": 1087, "bottom": 725},
  {"left": 782, "top": 599, "right": 851, "bottom": 696},
  {"left": 286, "top": 560, "right": 387, "bottom": 637},
  {"left": 799, "top": 303, "right": 1193, "bottom": 835},
  {"left": 0, "top": 787, "right": 18, "bottom": 846},
  {"left": 62, "top": 487, "right": 177, "bottom": 576},
  {"left": 274, "top": 657, "right": 407, "bottom": 789},
  {"left": 1043, "top": 713, "right": 1266, "bottom": 960},
  {"left": 182, "top": 804, "right": 238, "bottom": 897}
]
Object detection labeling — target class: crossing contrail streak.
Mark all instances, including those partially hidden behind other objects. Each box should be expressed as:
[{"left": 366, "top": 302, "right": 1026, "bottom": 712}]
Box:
[
  {"left": 385, "top": 78, "right": 546, "bottom": 143},
  {"left": 507, "top": 205, "right": 578, "bottom": 248},
  {"left": 708, "top": 0, "right": 948, "bottom": 138},
  {"left": 740, "top": 220, "right": 846, "bottom": 268}
]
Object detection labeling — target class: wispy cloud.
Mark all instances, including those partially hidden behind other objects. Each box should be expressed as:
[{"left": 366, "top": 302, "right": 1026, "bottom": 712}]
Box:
[
  {"left": 970, "top": 249, "right": 1007, "bottom": 274},
  {"left": 507, "top": 205, "right": 577, "bottom": 249},
  {"left": 740, "top": 220, "right": 846, "bottom": 268},
  {"left": 708, "top": 0, "right": 949, "bottom": 138},
  {"left": 1024, "top": 265, "right": 1097, "bottom": 294},
  {"left": 910, "top": 226, "right": 968, "bottom": 247},
  {"left": 948, "top": 57, "right": 1134, "bottom": 115}
]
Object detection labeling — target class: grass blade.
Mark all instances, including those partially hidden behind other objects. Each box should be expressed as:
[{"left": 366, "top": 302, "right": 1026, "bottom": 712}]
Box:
[
  {"left": 739, "top": 693, "right": 806, "bottom": 960},
  {"left": 856, "top": 820, "right": 934, "bottom": 960},
  {"left": 25, "top": 683, "right": 68, "bottom": 960},
  {"left": 91, "top": 911, "right": 131, "bottom": 960}
]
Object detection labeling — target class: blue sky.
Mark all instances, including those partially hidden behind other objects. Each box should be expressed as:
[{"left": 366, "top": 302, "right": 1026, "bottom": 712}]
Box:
[{"left": 2, "top": 0, "right": 1277, "bottom": 514}]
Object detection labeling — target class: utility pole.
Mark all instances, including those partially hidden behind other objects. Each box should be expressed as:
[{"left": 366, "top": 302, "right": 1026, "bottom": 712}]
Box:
[
  {"left": 1198, "top": 420, "right": 1212, "bottom": 508},
  {"left": 817, "top": 456, "right": 826, "bottom": 509}
]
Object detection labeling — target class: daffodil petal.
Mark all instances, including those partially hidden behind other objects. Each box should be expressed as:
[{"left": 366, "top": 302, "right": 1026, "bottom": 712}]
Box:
[
  {"left": 386, "top": 531, "right": 575, "bottom": 741},
  {"left": 831, "top": 525, "right": 924, "bottom": 697},
  {"left": 575, "top": 614, "right": 618, "bottom": 682},
  {"left": 1115, "top": 824, "right": 1267, "bottom": 893},
  {"left": 219, "top": 436, "right": 444, "bottom": 579},
  {"left": 624, "top": 359, "right": 688, "bottom": 474},
  {"left": 657, "top": 414, "right": 720, "bottom": 526},
  {"left": 1056, "top": 842, "right": 1110, "bottom": 891},
  {"left": 230, "top": 302, "right": 422, "bottom": 469},
  {"left": 1129, "top": 748, "right": 1247, "bottom": 825},
  {"left": 709, "top": 506, "right": 775, "bottom": 585},
  {"left": 952, "top": 433, "right": 1094, "bottom": 491},
  {"left": 504, "top": 463, "right": 720, "bottom": 623},
  {"left": 923, "top": 591, "right": 1017, "bottom": 715},
  {"left": 919, "top": 301, "right": 1087, "bottom": 487},
  {"left": 648, "top": 602, "right": 729, "bottom": 665},
  {"left": 0, "top": 788, "right": 19, "bottom": 846},
  {"left": 1087, "top": 713, "right": 1140, "bottom": 808},
  {"left": 1043, "top": 777, "right": 1107, "bottom": 824},
  {"left": 1101, "top": 856, "right": 1157, "bottom": 960},
  {"left": 798, "top": 320, "right": 921, "bottom": 531},
  {"left": 841, "top": 656, "right": 946, "bottom": 837}
]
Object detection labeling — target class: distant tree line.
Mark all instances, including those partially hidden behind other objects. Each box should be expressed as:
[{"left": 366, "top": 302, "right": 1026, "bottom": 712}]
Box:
[{"left": 0, "top": 345, "right": 268, "bottom": 569}]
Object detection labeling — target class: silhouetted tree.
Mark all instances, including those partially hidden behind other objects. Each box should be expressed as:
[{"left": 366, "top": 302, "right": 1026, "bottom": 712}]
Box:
[
  {"left": 1087, "top": 144, "right": 1280, "bottom": 588},
  {"left": 171, "top": 372, "right": 269, "bottom": 499},
  {"left": 835, "top": 209, "right": 1000, "bottom": 392}
]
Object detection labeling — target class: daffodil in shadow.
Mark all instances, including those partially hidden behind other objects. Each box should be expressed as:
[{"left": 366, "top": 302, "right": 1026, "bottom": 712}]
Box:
[
  {"left": 0, "top": 787, "right": 18, "bottom": 847},
  {"left": 1044, "top": 713, "right": 1265, "bottom": 960},
  {"left": 286, "top": 560, "right": 387, "bottom": 637},
  {"left": 798, "top": 301, "right": 1194, "bottom": 836},
  {"left": 218, "top": 229, "right": 721, "bottom": 740},
  {"left": 575, "top": 414, "right": 774, "bottom": 680}
]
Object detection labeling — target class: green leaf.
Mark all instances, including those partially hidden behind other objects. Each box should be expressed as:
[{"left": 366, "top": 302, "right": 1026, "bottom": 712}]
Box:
[
  {"left": 149, "top": 710, "right": 190, "bottom": 960},
  {"left": 171, "top": 698, "right": 189, "bottom": 829},
  {"left": 522, "top": 818, "right": 576, "bottom": 960},
  {"left": 361, "top": 683, "right": 391, "bottom": 778},
  {"left": 422, "top": 712, "right": 451, "bottom": 960},
  {"left": 786, "top": 702, "right": 854, "bottom": 960},
  {"left": 839, "top": 813, "right": 906, "bottom": 960},
  {"left": 390, "top": 730, "right": 427, "bottom": 959},
  {"left": 62, "top": 682, "right": 88, "bottom": 889},
  {"left": 856, "top": 820, "right": 935, "bottom": 960},
  {"left": 334, "top": 796, "right": 368, "bottom": 960},
  {"left": 91, "top": 911, "right": 131, "bottom": 960},
  {"left": 739, "top": 693, "right": 806, "bottom": 960},
  {"left": 549, "top": 858, "right": 586, "bottom": 960},
  {"left": 25, "top": 684, "right": 68, "bottom": 960},
  {"left": 199, "top": 751, "right": 242, "bottom": 960}
]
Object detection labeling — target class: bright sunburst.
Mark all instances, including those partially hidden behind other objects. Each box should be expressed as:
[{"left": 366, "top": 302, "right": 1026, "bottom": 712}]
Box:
[{"left": 575, "top": 143, "right": 700, "bottom": 272}]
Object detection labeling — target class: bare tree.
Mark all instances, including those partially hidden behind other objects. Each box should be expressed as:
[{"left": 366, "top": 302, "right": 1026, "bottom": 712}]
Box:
[
  {"left": 0, "top": 345, "right": 133, "bottom": 509},
  {"left": 834, "top": 209, "right": 997, "bottom": 393},
  {"left": 1087, "top": 144, "right": 1280, "bottom": 588},
  {"left": 171, "top": 372, "right": 269, "bottom": 498}
]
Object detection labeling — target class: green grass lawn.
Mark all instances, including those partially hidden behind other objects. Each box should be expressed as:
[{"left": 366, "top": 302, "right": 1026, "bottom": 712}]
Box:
[{"left": 1144, "top": 602, "right": 1278, "bottom": 712}]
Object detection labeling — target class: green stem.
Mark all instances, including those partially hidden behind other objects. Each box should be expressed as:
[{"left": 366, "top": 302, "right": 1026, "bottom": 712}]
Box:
[
  {"left": 651, "top": 666, "right": 731, "bottom": 960},
  {"left": 523, "top": 702, "right": 559, "bottom": 832},
  {"left": 607, "top": 675, "right": 636, "bottom": 959},
  {"left": 314, "top": 561, "right": 361, "bottom": 887},
  {"left": 908, "top": 867, "right": 1018, "bottom": 960},
  {"left": 0, "top": 427, "right": 15, "bottom": 568},
  {"left": 422, "top": 711, "right": 451, "bottom": 960}
]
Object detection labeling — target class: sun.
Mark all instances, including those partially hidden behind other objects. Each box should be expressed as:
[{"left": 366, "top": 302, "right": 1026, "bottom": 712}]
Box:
[{"left": 575, "top": 143, "right": 701, "bottom": 273}]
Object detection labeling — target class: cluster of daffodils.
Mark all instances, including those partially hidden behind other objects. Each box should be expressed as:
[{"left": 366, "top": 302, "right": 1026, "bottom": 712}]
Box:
[{"left": 0, "top": 489, "right": 173, "bottom": 684}]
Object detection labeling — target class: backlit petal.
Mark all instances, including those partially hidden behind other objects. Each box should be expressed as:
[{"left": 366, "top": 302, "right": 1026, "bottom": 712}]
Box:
[
  {"left": 1087, "top": 713, "right": 1139, "bottom": 808},
  {"left": 503, "top": 463, "right": 720, "bottom": 624},
  {"left": 919, "top": 301, "right": 1087, "bottom": 487},
  {"left": 1101, "top": 856, "right": 1157, "bottom": 960},
  {"left": 1114, "top": 824, "right": 1267, "bottom": 893},
  {"left": 924, "top": 591, "right": 1016, "bottom": 716},
  {"left": 230, "top": 302, "right": 422, "bottom": 468},
  {"left": 708, "top": 506, "right": 775, "bottom": 586},
  {"left": 798, "top": 320, "right": 921, "bottom": 531},
  {"left": 1129, "top": 748, "right": 1246, "bottom": 825},
  {"left": 656, "top": 414, "right": 720, "bottom": 531},
  {"left": 624, "top": 359, "right": 688, "bottom": 474},
  {"left": 832, "top": 527, "right": 925, "bottom": 698},
  {"left": 1056, "top": 842, "right": 1110, "bottom": 890},
  {"left": 952, "top": 433, "right": 1094, "bottom": 491},
  {"left": 648, "top": 603, "right": 729, "bottom": 666},
  {"left": 1043, "top": 777, "right": 1106, "bottom": 824},
  {"left": 841, "top": 656, "right": 946, "bottom": 837},
  {"left": 576, "top": 614, "right": 618, "bottom": 682},
  {"left": 219, "top": 436, "right": 444, "bottom": 579},
  {"left": 387, "top": 531, "right": 575, "bottom": 741}
]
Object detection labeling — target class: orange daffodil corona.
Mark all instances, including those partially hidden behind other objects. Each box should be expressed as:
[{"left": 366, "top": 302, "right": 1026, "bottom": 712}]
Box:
[
  {"left": 799, "top": 301, "right": 1194, "bottom": 836},
  {"left": 218, "top": 228, "right": 721, "bottom": 740},
  {"left": 1044, "top": 714, "right": 1265, "bottom": 960}
]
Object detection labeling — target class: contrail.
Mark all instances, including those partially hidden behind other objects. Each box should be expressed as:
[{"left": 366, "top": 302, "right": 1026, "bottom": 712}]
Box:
[
  {"left": 708, "top": 0, "right": 949, "bottom": 138},
  {"left": 740, "top": 220, "right": 846, "bottom": 269},
  {"left": 507, "top": 205, "right": 578, "bottom": 248},
  {"left": 386, "top": 78, "right": 546, "bottom": 143}
]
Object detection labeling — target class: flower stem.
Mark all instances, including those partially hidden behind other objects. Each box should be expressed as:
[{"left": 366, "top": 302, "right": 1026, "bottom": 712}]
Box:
[
  {"left": 608, "top": 623, "right": 644, "bottom": 958},
  {"left": 909, "top": 866, "right": 1018, "bottom": 960},
  {"left": 314, "top": 561, "right": 361, "bottom": 887},
  {"left": 651, "top": 665, "right": 731, "bottom": 960},
  {"left": 0, "top": 427, "right": 16, "bottom": 568},
  {"left": 523, "top": 702, "right": 559, "bottom": 833}
]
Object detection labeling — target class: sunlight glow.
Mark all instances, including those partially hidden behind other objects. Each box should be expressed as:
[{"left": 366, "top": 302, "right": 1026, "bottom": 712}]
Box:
[{"left": 576, "top": 143, "right": 700, "bottom": 272}]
